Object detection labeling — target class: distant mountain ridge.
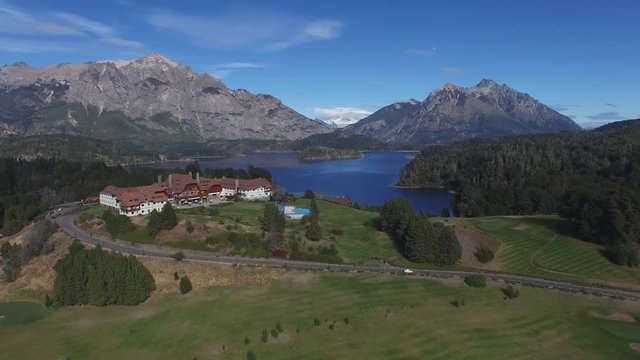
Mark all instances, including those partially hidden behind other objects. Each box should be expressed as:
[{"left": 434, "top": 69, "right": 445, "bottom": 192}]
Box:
[
  {"left": 0, "top": 53, "right": 330, "bottom": 143},
  {"left": 346, "top": 80, "right": 581, "bottom": 145}
]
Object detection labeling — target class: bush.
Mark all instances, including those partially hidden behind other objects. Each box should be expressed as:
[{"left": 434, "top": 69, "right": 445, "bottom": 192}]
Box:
[
  {"left": 276, "top": 321, "right": 283, "bottom": 333},
  {"left": 608, "top": 243, "right": 639, "bottom": 267},
  {"left": 270, "top": 328, "right": 278, "bottom": 338},
  {"left": 172, "top": 251, "right": 185, "bottom": 261},
  {"left": 261, "top": 329, "right": 268, "bottom": 343},
  {"left": 330, "top": 229, "right": 344, "bottom": 236},
  {"left": 244, "top": 337, "right": 250, "bottom": 345},
  {"left": 185, "top": 220, "right": 194, "bottom": 233},
  {"left": 343, "top": 316, "right": 350, "bottom": 324},
  {"left": 173, "top": 271, "right": 179, "bottom": 280},
  {"left": 475, "top": 246, "right": 495, "bottom": 263},
  {"left": 502, "top": 285, "right": 520, "bottom": 299},
  {"left": 314, "top": 318, "right": 321, "bottom": 326},
  {"left": 329, "top": 323, "right": 334, "bottom": 330},
  {"left": 464, "top": 275, "right": 486, "bottom": 288},
  {"left": 179, "top": 276, "right": 192, "bottom": 294},
  {"left": 450, "top": 297, "right": 466, "bottom": 307},
  {"left": 247, "top": 351, "right": 256, "bottom": 360}
]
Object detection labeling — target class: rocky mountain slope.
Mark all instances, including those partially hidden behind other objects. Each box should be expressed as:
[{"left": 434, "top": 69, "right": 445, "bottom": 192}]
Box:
[
  {"left": 0, "top": 53, "right": 330, "bottom": 142},
  {"left": 346, "top": 80, "right": 581, "bottom": 145}
]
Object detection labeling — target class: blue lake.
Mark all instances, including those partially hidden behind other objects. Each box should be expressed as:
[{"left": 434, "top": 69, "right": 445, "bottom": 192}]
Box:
[{"left": 142, "top": 151, "right": 452, "bottom": 214}]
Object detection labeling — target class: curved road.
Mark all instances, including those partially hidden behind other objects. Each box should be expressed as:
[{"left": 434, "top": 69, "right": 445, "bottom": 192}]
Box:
[{"left": 53, "top": 205, "right": 640, "bottom": 302}]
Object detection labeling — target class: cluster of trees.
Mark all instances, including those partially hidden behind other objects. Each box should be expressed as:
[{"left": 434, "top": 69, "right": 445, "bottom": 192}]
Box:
[
  {"left": 398, "top": 120, "right": 640, "bottom": 266},
  {"left": 0, "top": 221, "right": 56, "bottom": 282},
  {"left": 101, "top": 210, "right": 134, "bottom": 237},
  {"left": 261, "top": 203, "right": 286, "bottom": 250},
  {"left": 379, "top": 199, "right": 461, "bottom": 265},
  {"left": 52, "top": 242, "right": 154, "bottom": 306},
  {"left": 305, "top": 199, "right": 322, "bottom": 241},
  {"left": 146, "top": 203, "right": 178, "bottom": 235}
]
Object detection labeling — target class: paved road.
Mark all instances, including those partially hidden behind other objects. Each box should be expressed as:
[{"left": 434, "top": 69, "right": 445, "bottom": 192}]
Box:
[{"left": 53, "top": 205, "right": 640, "bottom": 302}]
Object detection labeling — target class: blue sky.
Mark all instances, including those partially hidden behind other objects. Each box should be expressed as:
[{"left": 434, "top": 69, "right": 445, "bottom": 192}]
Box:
[{"left": 0, "top": 0, "right": 638, "bottom": 125}]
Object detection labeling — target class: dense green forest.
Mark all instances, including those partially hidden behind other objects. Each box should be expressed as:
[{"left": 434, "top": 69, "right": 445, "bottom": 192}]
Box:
[
  {"left": 398, "top": 119, "right": 640, "bottom": 265},
  {"left": 379, "top": 198, "right": 461, "bottom": 265},
  {"left": 52, "top": 242, "right": 154, "bottom": 306}
]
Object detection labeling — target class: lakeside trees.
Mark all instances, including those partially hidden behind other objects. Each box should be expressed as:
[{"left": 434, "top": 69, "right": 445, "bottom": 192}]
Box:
[
  {"left": 379, "top": 199, "right": 461, "bottom": 265},
  {"left": 52, "top": 242, "right": 154, "bottom": 306},
  {"left": 398, "top": 120, "right": 640, "bottom": 266}
]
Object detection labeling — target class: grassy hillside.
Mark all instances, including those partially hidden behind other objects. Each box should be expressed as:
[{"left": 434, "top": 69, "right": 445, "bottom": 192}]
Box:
[
  {"left": 466, "top": 217, "right": 640, "bottom": 286},
  {"left": 1, "top": 273, "right": 639, "bottom": 359}
]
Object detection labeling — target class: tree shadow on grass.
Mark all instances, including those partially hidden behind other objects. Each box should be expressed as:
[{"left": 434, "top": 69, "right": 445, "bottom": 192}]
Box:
[{"left": 523, "top": 217, "right": 584, "bottom": 241}]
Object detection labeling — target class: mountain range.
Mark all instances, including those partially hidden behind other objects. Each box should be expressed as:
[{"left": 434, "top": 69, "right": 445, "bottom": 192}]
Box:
[
  {"left": 0, "top": 54, "right": 582, "bottom": 152},
  {"left": 0, "top": 53, "right": 330, "bottom": 143},
  {"left": 345, "top": 80, "right": 581, "bottom": 145}
]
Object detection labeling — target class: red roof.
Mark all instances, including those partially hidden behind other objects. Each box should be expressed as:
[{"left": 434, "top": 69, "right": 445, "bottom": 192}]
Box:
[
  {"left": 102, "top": 173, "right": 273, "bottom": 208},
  {"left": 101, "top": 184, "right": 168, "bottom": 207}
]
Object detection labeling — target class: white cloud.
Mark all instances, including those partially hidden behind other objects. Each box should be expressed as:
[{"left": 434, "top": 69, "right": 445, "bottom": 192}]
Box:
[
  {"left": 314, "top": 107, "right": 372, "bottom": 119},
  {"left": 405, "top": 48, "right": 436, "bottom": 57},
  {"left": 313, "top": 107, "right": 372, "bottom": 127},
  {"left": 145, "top": 8, "right": 342, "bottom": 51},
  {"left": 586, "top": 112, "right": 627, "bottom": 121},
  {"left": 101, "top": 37, "right": 144, "bottom": 48},
  {"left": 208, "top": 62, "right": 267, "bottom": 78},
  {"left": 440, "top": 66, "right": 463, "bottom": 74},
  {"left": 54, "top": 12, "right": 113, "bottom": 35},
  {"left": 0, "top": 38, "right": 78, "bottom": 53},
  {"left": 264, "top": 20, "right": 342, "bottom": 50},
  {"left": 0, "top": 3, "right": 144, "bottom": 52}
]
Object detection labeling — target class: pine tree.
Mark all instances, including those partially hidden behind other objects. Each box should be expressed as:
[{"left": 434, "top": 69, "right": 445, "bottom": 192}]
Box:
[
  {"left": 146, "top": 210, "right": 162, "bottom": 235},
  {"left": 306, "top": 218, "right": 322, "bottom": 241},
  {"left": 310, "top": 198, "right": 320, "bottom": 219},
  {"left": 403, "top": 215, "right": 431, "bottom": 263},
  {"left": 160, "top": 203, "right": 178, "bottom": 230}
]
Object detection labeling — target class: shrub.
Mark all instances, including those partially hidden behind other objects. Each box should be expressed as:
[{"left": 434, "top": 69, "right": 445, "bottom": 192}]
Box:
[
  {"left": 261, "top": 329, "right": 268, "bottom": 343},
  {"left": 329, "top": 323, "right": 334, "bottom": 330},
  {"left": 330, "top": 229, "right": 344, "bottom": 236},
  {"left": 502, "top": 285, "right": 520, "bottom": 299},
  {"left": 314, "top": 318, "right": 321, "bottom": 326},
  {"left": 179, "top": 276, "right": 192, "bottom": 294},
  {"left": 450, "top": 297, "right": 466, "bottom": 307},
  {"left": 270, "top": 328, "right": 278, "bottom": 338},
  {"left": 185, "top": 220, "right": 194, "bottom": 233},
  {"left": 173, "top": 271, "right": 179, "bottom": 280},
  {"left": 343, "top": 316, "right": 350, "bottom": 324},
  {"left": 608, "top": 243, "right": 639, "bottom": 267},
  {"left": 244, "top": 337, "right": 250, "bottom": 345},
  {"left": 247, "top": 351, "right": 256, "bottom": 360},
  {"left": 172, "top": 251, "right": 185, "bottom": 261},
  {"left": 475, "top": 246, "right": 495, "bottom": 263},
  {"left": 464, "top": 275, "right": 486, "bottom": 288},
  {"left": 276, "top": 321, "right": 283, "bottom": 333}
]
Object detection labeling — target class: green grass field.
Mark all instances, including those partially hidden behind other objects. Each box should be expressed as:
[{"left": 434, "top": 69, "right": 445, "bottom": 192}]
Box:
[
  {"left": 0, "top": 301, "right": 45, "bottom": 325},
  {"left": 1, "top": 273, "right": 639, "bottom": 359},
  {"left": 468, "top": 216, "right": 640, "bottom": 286}
]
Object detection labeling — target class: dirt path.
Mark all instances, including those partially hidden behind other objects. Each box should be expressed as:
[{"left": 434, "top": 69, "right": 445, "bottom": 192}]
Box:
[{"left": 454, "top": 219, "right": 502, "bottom": 270}]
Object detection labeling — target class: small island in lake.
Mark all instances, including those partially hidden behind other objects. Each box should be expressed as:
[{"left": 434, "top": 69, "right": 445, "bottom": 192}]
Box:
[{"left": 298, "top": 146, "right": 362, "bottom": 161}]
